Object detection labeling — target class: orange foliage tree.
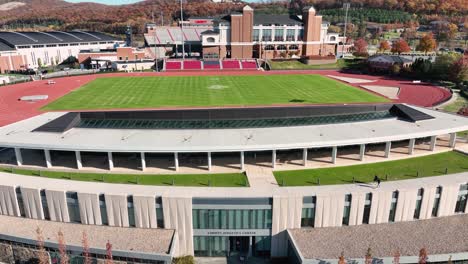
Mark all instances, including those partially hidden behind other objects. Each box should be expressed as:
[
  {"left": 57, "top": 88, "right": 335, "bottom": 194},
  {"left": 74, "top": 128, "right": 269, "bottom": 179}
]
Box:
[
  {"left": 416, "top": 33, "right": 437, "bottom": 54},
  {"left": 391, "top": 39, "right": 411, "bottom": 54}
]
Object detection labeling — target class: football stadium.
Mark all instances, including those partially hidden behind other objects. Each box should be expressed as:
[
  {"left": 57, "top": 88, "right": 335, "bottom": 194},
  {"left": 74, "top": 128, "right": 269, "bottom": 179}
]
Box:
[{"left": 0, "top": 66, "right": 467, "bottom": 264}]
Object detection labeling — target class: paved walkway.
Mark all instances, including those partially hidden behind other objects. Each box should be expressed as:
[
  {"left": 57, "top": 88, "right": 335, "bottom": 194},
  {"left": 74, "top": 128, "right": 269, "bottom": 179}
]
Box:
[{"left": 245, "top": 165, "right": 277, "bottom": 188}]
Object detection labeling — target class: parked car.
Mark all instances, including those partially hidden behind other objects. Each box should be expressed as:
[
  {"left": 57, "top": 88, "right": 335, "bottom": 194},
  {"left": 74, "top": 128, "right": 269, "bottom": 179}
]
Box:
[{"left": 454, "top": 48, "right": 465, "bottom": 54}]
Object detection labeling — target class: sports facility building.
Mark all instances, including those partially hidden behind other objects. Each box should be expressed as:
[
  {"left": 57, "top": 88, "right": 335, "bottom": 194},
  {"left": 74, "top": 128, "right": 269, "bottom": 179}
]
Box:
[
  {"left": 145, "top": 5, "right": 341, "bottom": 60},
  {"left": 0, "top": 98, "right": 467, "bottom": 263},
  {"left": 0, "top": 31, "right": 123, "bottom": 72}
]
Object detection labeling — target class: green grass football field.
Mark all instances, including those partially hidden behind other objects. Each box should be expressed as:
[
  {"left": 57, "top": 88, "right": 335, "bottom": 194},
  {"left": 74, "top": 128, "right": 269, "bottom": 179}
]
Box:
[{"left": 42, "top": 74, "right": 388, "bottom": 110}]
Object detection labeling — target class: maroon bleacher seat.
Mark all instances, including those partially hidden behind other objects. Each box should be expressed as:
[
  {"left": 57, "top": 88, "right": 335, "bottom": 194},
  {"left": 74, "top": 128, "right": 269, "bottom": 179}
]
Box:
[
  {"left": 166, "top": 61, "right": 182, "bottom": 70},
  {"left": 222, "top": 60, "right": 240, "bottom": 69},
  {"left": 183, "top": 60, "right": 202, "bottom": 70},
  {"left": 241, "top": 60, "right": 257, "bottom": 69}
]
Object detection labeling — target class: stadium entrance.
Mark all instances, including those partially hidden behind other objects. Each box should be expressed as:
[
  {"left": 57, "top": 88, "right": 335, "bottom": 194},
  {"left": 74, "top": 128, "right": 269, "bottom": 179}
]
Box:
[{"left": 193, "top": 235, "right": 271, "bottom": 258}]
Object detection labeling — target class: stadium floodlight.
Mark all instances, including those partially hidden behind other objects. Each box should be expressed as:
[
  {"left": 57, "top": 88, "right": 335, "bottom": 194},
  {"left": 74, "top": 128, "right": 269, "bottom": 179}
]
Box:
[
  {"left": 180, "top": 0, "right": 185, "bottom": 60},
  {"left": 341, "top": 3, "right": 350, "bottom": 58}
]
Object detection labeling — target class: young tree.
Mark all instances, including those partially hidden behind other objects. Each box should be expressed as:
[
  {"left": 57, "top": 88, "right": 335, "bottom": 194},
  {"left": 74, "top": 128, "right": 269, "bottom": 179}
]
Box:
[
  {"left": 416, "top": 34, "right": 437, "bottom": 54},
  {"left": 36, "top": 227, "right": 49, "bottom": 264},
  {"left": 378, "top": 40, "right": 391, "bottom": 52},
  {"left": 365, "top": 247, "right": 372, "bottom": 264},
  {"left": 393, "top": 249, "right": 401, "bottom": 264},
  {"left": 58, "top": 230, "right": 69, "bottom": 264},
  {"left": 82, "top": 231, "right": 91, "bottom": 264},
  {"left": 419, "top": 247, "right": 428, "bottom": 264},
  {"left": 353, "top": 38, "right": 368, "bottom": 57},
  {"left": 448, "top": 55, "right": 468, "bottom": 84},
  {"left": 338, "top": 251, "right": 346, "bottom": 264},
  {"left": 391, "top": 39, "right": 411, "bottom": 54},
  {"left": 105, "top": 240, "right": 113, "bottom": 264}
]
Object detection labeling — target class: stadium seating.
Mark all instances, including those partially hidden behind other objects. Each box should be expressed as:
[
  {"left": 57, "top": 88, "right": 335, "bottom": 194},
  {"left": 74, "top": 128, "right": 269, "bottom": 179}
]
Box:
[
  {"left": 166, "top": 61, "right": 182, "bottom": 70},
  {"left": 241, "top": 60, "right": 258, "bottom": 70},
  {"left": 203, "top": 60, "right": 221, "bottom": 70},
  {"left": 222, "top": 60, "right": 241, "bottom": 69},
  {"left": 183, "top": 60, "right": 202, "bottom": 70}
]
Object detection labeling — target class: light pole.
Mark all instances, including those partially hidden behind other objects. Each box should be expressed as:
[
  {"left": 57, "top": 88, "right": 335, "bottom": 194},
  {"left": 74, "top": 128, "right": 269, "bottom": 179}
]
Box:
[
  {"left": 341, "top": 3, "right": 350, "bottom": 58},
  {"left": 180, "top": 0, "right": 185, "bottom": 60}
]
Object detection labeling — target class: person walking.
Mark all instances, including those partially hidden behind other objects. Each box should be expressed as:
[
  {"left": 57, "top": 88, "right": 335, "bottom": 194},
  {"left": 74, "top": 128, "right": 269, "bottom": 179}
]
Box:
[{"left": 373, "top": 175, "right": 381, "bottom": 188}]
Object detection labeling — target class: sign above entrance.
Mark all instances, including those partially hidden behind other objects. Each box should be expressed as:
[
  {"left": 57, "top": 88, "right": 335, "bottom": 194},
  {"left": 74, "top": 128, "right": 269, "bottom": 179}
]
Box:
[{"left": 193, "top": 229, "right": 271, "bottom": 237}]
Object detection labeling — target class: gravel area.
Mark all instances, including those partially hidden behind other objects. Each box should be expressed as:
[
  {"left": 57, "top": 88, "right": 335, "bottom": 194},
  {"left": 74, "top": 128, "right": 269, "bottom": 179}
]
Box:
[
  {"left": 360, "top": 85, "right": 400, "bottom": 99},
  {"left": 0, "top": 215, "right": 174, "bottom": 254},
  {"left": 327, "top": 75, "right": 376, "bottom": 84},
  {"left": 289, "top": 214, "right": 468, "bottom": 259}
]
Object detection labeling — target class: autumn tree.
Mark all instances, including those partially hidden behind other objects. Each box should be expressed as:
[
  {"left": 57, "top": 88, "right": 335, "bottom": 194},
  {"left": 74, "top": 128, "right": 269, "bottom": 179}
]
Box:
[
  {"left": 393, "top": 249, "right": 401, "bottom": 264},
  {"left": 448, "top": 55, "right": 468, "bottom": 84},
  {"left": 58, "top": 230, "right": 69, "bottom": 264},
  {"left": 378, "top": 40, "right": 391, "bottom": 52},
  {"left": 353, "top": 38, "right": 368, "bottom": 57},
  {"left": 365, "top": 247, "right": 372, "bottom": 264},
  {"left": 82, "top": 231, "right": 91, "bottom": 264},
  {"left": 36, "top": 227, "right": 49, "bottom": 264},
  {"left": 106, "top": 240, "right": 113, "bottom": 264},
  {"left": 417, "top": 33, "right": 437, "bottom": 54},
  {"left": 338, "top": 251, "right": 346, "bottom": 264},
  {"left": 391, "top": 39, "right": 411, "bottom": 54},
  {"left": 419, "top": 248, "right": 428, "bottom": 264}
]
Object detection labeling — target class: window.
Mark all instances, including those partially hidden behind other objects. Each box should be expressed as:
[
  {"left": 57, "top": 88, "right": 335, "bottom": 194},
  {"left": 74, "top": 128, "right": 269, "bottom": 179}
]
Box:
[
  {"left": 262, "top": 29, "right": 272, "bottom": 41},
  {"left": 32, "top": 45, "right": 44, "bottom": 48},
  {"left": 253, "top": 29, "right": 260, "bottom": 41},
  {"left": 58, "top": 44, "right": 68, "bottom": 47},
  {"left": 342, "top": 194, "right": 352, "bottom": 225},
  {"left": 80, "top": 43, "right": 89, "bottom": 45},
  {"left": 90, "top": 42, "right": 98, "bottom": 45},
  {"left": 66, "top": 192, "right": 81, "bottom": 223},
  {"left": 70, "top": 43, "right": 79, "bottom": 46},
  {"left": 414, "top": 188, "right": 424, "bottom": 219},
  {"left": 46, "top": 44, "right": 57, "bottom": 47},
  {"left": 40, "top": 190, "right": 50, "bottom": 220},
  {"left": 99, "top": 194, "right": 108, "bottom": 225},
  {"left": 264, "top": 45, "right": 275, "bottom": 51},
  {"left": 432, "top": 187, "right": 442, "bottom": 217},
  {"left": 289, "top": 45, "right": 299, "bottom": 50},
  {"left": 455, "top": 184, "right": 468, "bottom": 213},
  {"left": 301, "top": 196, "right": 316, "bottom": 227},
  {"left": 389, "top": 191, "right": 399, "bottom": 222},
  {"left": 192, "top": 209, "right": 272, "bottom": 229},
  {"left": 276, "top": 45, "right": 287, "bottom": 51},
  {"left": 330, "top": 36, "right": 336, "bottom": 41},
  {"left": 298, "top": 29, "right": 304, "bottom": 41},
  {"left": 156, "top": 197, "right": 164, "bottom": 228},
  {"left": 18, "top": 45, "right": 30, "bottom": 49},
  {"left": 274, "top": 29, "right": 284, "bottom": 41},
  {"left": 127, "top": 196, "right": 135, "bottom": 227},
  {"left": 286, "top": 29, "right": 295, "bottom": 41},
  {"left": 206, "top": 37, "right": 215, "bottom": 43},
  {"left": 362, "top": 193, "right": 372, "bottom": 224},
  {"left": 15, "top": 187, "right": 25, "bottom": 217}
]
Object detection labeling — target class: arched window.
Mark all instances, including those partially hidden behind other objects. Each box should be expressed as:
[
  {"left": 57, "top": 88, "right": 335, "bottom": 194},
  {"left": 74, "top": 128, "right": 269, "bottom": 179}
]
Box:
[
  {"left": 206, "top": 37, "right": 215, "bottom": 43},
  {"left": 277, "top": 45, "right": 287, "bottom": 51},
  {"left": 289, "top": 45, "right": 298, "bottom": 50},
  {"left": 264, "top": 45, "right": 275, "bottom": 51},
  {"left": 330, "top": 36, "right": 336, "bottom": 41}
]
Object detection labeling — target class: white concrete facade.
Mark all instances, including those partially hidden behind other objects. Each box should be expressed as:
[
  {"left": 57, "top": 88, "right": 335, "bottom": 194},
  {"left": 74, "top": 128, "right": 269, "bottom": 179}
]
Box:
[{"left": 0, "top": 171, "right": 466, "bottom": 258}]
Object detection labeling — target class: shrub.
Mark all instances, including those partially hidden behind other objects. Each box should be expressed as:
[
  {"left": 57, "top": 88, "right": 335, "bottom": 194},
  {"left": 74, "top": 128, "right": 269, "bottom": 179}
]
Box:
[{"left": 173, "top": 256, "right": 195, "bottom": 264}]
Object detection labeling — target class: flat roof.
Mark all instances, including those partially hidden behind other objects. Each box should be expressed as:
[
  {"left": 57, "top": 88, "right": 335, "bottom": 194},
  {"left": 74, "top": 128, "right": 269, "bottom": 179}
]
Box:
[
  {"left": 0, "top": 215, "right": 174, "bottom": 258},
  {"left": 288, "top": 214, "right": 468, "bottom": 260},
  {"left": 0, "top": 105, "right": 466, "bottom": 153},
  {"left": 0, "top": 31, "right": 119, "bottom": 46}
]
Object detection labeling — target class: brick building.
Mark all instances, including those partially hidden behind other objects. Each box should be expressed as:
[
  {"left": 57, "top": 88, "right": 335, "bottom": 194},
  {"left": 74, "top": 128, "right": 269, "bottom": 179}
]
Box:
[{"left": 145, "top": 5, "right": 341, "bottom": 60}]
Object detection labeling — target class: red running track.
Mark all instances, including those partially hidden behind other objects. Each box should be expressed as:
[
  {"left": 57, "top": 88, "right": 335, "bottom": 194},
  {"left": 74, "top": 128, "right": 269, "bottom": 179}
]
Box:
[{"left": 0, "top": 70, "right": 451, "bottom": 127}]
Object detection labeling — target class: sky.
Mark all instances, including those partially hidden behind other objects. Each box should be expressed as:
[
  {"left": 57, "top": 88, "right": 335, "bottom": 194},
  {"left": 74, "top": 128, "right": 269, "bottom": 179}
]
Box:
[{"left": 64, "top": 0, "right": 260, "bottom": 5}]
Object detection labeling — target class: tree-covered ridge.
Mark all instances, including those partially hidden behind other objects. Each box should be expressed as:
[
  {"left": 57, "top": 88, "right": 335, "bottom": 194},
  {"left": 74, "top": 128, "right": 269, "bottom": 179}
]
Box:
[{"left": 319, "top": 8, "right": 413, "bottom": 24}]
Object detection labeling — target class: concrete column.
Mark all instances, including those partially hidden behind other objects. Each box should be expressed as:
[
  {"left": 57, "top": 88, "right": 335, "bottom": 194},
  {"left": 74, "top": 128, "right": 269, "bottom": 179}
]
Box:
[
  {"left": 408, "top": 138, "right": 416, "bottom": 155},
  {"left": 359, "top": 144, "right": 366, "bottom": 161},
  {"left": 108, "top": 152, "right": 114, "bottom": 170},
  {"left": 240, "top": 151, "right": 245, "bottom": 171},
  {"left": 248, "top": 236, "right": 253, "bottom": 257},
  {"left": 331, "top": 146, "right": 337, "bottom": 164},
  {"left": 75, "top": 151, "right": 82, "bottom": 170},
  {"left": 174, "top": 152, "right": 179, "bottom": 171},
  {"left": 140, "top": 152, "right": 146, "bottom": 171},
  {"left": 429, "top": 136, "right": 437, "bottom": 151},
  {"left": 272, "top": 150, "right": 276, "bottom": 169},
  {"left": 14, "top": 148, "right": 23, "bottom": 166},
  {"left": 449, "top": 133, "right": 457, "bottom": 148},
  {"left": 384, "top": 142, "right": 392, "bottom": 158},
  {"left": 207, "top": 152, "right": 212, "bottom": 171},
  {"left": 302, "top": 148, "right": 308, "bottom": 166},
  {"left": 44, "top": 149, "right": 52, "bottom": 168}
]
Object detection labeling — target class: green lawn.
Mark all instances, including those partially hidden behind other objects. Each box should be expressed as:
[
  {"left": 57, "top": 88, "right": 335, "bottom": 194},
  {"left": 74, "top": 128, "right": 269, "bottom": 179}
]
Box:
[
  {"left": 0, "top": 167, "right": 248, "bottom": 187},
  {"left": 42, "top": 74, "right": 388, "bottom": 110},
  {"left": 269, "top": 59, "right": 347, "bottom": 70},
  {"left": 274, "top": 151, "right": 468, "bottom": 186}
]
